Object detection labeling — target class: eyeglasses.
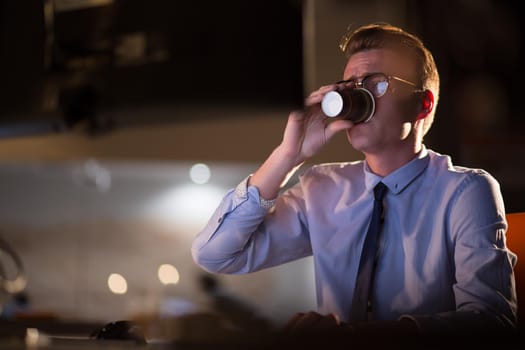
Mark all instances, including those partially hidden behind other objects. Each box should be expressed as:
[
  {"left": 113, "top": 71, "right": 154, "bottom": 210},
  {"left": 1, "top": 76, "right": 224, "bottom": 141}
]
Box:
[{"left": 336, "top": 73, "right": 421, "bottom": 98}]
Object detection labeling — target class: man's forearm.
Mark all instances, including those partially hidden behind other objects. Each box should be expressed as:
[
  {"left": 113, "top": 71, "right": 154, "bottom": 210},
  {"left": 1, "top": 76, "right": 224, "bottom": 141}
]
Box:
[{"left": 249, "top": 145, "right": 303, "bottom": 200}]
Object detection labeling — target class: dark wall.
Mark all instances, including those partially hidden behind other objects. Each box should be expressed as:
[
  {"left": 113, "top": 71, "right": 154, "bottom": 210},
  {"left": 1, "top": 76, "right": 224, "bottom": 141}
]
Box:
[
  {"left": 409, "top": 0, "right": 524, "bottom": 212},
  {"left": 0, "top": 0, "right": 304, "bottom": 136}
]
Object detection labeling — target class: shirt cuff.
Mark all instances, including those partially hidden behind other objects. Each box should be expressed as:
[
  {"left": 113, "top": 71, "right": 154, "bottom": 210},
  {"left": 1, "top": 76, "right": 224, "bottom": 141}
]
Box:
[{"left": 235, "top": 175, "right": 276, "bottom": 210}]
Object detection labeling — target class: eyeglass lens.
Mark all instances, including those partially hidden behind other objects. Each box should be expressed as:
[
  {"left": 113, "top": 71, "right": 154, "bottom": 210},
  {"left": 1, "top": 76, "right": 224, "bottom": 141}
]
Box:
[{"left": 362, "top": 74, "right": 389, "bottom": 98}]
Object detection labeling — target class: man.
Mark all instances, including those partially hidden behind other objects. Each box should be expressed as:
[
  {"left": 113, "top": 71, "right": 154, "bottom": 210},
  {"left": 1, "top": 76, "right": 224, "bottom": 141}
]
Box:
[{"left": 191, "top": 23, "right": 517, "bottom": 337}]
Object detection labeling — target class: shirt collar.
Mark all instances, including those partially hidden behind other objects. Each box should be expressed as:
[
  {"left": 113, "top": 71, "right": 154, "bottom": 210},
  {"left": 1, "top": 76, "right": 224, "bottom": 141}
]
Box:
[{"left": 364, "top": 147, "right": 430, "bottom": 195}]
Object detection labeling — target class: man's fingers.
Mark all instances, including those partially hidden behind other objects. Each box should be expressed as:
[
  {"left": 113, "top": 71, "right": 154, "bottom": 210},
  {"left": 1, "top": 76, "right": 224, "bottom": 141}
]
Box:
[
  {"left": 286, "top": 312, "right": 323, "bottom": 333},
  {"left": 282, "top": 312, "right": 305, "bottom": 332},
  {"left": 284, "top": 312, "right": 341, "bottom": 334},
  {"left": 305, "top": 84, "right": 337, "bottom": 106}
]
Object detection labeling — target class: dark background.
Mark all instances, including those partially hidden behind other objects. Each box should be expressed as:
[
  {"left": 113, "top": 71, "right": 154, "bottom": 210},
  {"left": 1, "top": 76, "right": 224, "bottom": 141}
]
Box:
[
  {"left": 0, "top": 0, "right": 304, "bottom": 135},
  {"left": 409, "top": 0, "right": 524, "bottom": 212},
  {"left": 0, "top": 0, "right": 523, "bottom": 211}
]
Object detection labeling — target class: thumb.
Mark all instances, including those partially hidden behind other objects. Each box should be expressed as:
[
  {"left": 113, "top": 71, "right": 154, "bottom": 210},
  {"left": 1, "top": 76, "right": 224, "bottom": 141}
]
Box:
[{"left": 324, "top": 119, "right": 354, "bottom": 140}]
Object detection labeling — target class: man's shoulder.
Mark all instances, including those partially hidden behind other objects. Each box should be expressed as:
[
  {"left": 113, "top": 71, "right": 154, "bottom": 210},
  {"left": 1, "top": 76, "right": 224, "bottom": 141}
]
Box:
[
  {"left": 427, "top": 149, "right": 499, "bottom": 184},
  {"left": 293, "top": 161, "right": 366, "bottom": 195},
  {"left": 303, "top": 160, "right": 365, "bottom": 177}
]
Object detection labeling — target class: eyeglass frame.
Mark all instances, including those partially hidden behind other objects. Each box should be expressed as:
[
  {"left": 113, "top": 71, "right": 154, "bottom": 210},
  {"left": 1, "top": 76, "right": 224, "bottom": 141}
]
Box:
[{"left": 335, "top": 72, "right": 423, "bottom": 98}]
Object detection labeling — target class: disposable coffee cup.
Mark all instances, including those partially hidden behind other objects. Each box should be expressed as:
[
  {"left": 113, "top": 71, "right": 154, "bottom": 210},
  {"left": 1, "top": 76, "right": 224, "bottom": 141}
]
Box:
[{"left": 321, "top": 88, "right": 375, "bottom": 124}]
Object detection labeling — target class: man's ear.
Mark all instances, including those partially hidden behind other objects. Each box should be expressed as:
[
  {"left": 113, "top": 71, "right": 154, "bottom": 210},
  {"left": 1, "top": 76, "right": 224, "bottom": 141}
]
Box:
[{"left": 416, "top": 90, "right": 434, "bottom": 120}]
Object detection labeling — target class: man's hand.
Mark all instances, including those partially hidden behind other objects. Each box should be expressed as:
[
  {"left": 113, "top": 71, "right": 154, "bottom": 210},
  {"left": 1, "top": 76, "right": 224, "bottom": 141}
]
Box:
[
  {"left": 249, "top": 85, "right": 354, "bottom": 200},
  {"left": 280, "top": 311, "right": 420, "bottom": 349},
  {"left": 283, "top": 311, "right": 419, "bottom": 337},
  {"left": 280, "top": 85, "right": 355, "bottom": 167},
  {"left": 283, "top": 311, "right": 351, "bottom": 334}
]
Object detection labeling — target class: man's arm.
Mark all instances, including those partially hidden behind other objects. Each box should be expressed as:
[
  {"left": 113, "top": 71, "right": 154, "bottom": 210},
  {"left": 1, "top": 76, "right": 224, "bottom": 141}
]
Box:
[
  {"left": 192, "top": 85, "right": 353, "bottom": 273},
  {"left": 409, "top": 171, "right": 517, "bottom": 332},
  {"left": 250, "top": 85, "right": 354, "bottom": 200},
  {"left": 191, "top": 175, "right": 313, "bottom": 274}
]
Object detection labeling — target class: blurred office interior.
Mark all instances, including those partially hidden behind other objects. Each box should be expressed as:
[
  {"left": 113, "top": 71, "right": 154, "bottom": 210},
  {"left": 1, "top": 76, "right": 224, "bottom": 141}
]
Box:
[{"left": 0, "top": 0, "right": 523, "bottom": 341}]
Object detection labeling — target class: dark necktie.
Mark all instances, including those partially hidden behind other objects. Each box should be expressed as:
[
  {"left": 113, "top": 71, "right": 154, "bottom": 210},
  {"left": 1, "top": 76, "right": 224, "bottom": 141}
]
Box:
[{"left": 349, "top": 182, "right": 388, "bottom": 321}]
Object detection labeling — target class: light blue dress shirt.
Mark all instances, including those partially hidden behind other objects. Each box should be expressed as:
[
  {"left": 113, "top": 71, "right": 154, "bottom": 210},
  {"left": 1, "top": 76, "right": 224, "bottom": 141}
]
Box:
[{"left": 192, "top": 148, "right": 517, "bottom": 331}]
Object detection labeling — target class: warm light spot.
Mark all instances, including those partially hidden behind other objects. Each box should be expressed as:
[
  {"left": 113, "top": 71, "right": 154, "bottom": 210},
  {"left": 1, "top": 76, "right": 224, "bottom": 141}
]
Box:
[
  {"left": 158, "top": 264, "right": 180, "bottom": 285},
  {"left": 108, "top": 273, "right": 128, "bottom": 294},
  {"left": 189, "top": 163, "right": 211, "bottom": 184}
]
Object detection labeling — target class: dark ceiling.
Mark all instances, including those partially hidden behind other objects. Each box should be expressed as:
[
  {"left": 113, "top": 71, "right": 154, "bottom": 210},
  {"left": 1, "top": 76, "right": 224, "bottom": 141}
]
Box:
[{"left": 0, "top": 0, "right": 304, "bottom": 137}]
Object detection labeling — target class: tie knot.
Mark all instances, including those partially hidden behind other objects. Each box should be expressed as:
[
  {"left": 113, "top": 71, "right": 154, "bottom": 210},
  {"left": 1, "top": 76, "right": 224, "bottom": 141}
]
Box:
[{"left": 373, "top": 182, "right": 387, "bottom": 201}]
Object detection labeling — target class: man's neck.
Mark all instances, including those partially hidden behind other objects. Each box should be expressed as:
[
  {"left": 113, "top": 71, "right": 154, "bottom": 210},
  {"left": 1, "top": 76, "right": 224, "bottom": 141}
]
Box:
[{"left": 364, "top": 143, "right": 423, "bottom": 177}]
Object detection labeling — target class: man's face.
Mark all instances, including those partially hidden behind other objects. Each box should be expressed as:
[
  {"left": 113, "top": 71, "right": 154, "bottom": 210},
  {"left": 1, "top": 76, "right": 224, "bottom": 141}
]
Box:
[{"left": 342, "top": 48, "right": 420, "bottom": 155}]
